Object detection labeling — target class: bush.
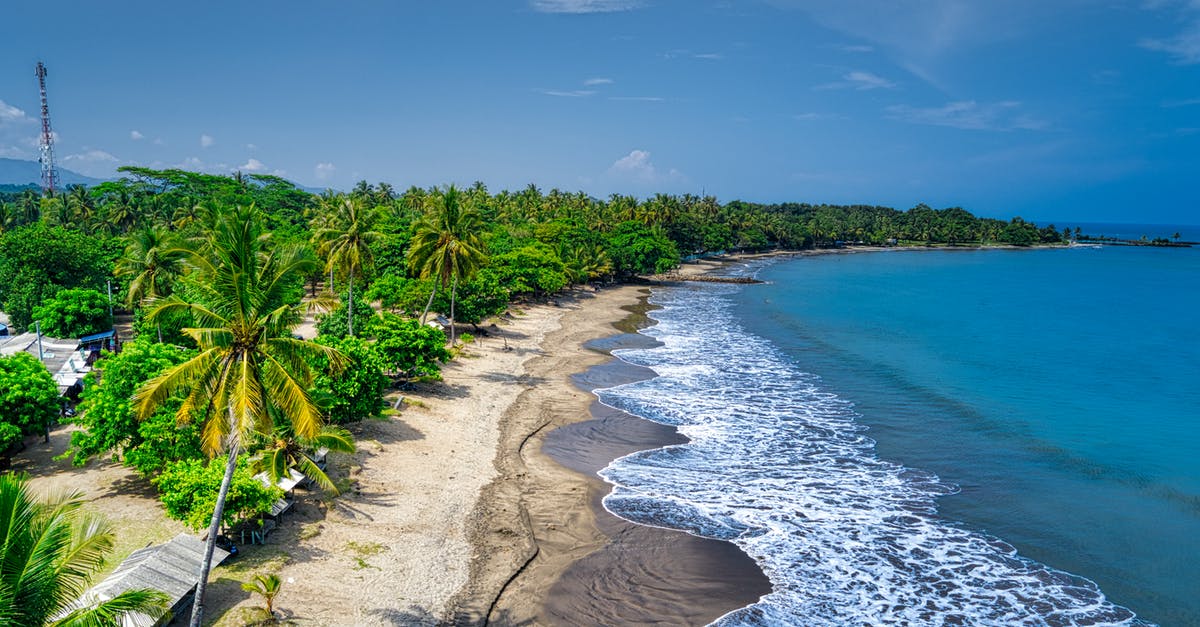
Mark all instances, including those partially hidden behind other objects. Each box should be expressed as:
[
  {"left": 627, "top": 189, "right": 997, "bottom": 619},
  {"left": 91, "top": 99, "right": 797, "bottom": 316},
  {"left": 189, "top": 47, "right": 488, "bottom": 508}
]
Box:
[
  {"left": 491, "top": 243, "right": 568, "bottom": 296},
  {"left": 366, "top": 275, "right": 435, "bottom": 316},
  {"left": 367, "top": 313, "right": 451, "bottom": 379},
  {"left": 432, "top": 270, "right": 509, "bottom": 325},
  {"left": 310, "top": 336, "right": 388, "bottom": 424},
  {"left": 30, "top": 288, "right": 111, "bottom": 339},
  {"left": 68, "top": 338, "right": 202, "bottom": 474},
  {"left": 315, "top": 291, "right": 376, "bottom": 339},
  {"left": 154, "top": 456, "right": 282, "bottom": 530},
  {"left": 0, "top": 352, "right": 59, "bottom": 453},
  {"left": 606, "top": 221, "right": 679, "bottom": 276}
]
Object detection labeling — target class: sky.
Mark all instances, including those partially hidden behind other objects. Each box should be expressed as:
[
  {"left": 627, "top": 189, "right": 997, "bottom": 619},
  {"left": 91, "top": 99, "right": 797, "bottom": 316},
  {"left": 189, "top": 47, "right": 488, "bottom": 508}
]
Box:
[{"left": 0, "top": 0, "right": 1198, "bottom": 224}]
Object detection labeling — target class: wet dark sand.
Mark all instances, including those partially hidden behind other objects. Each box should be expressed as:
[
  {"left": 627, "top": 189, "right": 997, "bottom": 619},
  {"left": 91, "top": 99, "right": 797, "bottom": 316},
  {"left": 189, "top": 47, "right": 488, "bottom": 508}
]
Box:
[{"left": 539, "top": 334, "right": 772, "bottom": 625}]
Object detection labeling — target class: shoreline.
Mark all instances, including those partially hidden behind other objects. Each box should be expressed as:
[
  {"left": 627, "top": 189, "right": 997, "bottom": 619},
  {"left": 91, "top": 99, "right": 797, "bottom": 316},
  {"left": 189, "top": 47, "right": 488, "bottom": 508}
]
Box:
[{"left": 450, "top": 283, "right": 770, "bottom": 625}]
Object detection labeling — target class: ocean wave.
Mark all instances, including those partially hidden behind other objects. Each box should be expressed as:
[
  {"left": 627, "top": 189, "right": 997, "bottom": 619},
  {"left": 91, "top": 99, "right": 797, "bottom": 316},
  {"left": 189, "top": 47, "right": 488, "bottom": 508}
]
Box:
[{"left": 595, "top": 282, "right": 1149, "bottom": 626}]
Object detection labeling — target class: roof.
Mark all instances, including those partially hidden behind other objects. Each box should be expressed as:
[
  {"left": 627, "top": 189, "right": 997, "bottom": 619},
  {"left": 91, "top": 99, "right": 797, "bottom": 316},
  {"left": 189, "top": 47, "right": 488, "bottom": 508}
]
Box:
[
  {"left": 79, "top": 329, "right": 116, "bottom": 343},
  {"left": 255, "top": 467, "right": 306, "bottom": 492},
  {"left": 0, "top": 332, "right": 89, "bottom": 393},
  {"left": 70, "top": 533, "right": 230, "bottom": 627}
]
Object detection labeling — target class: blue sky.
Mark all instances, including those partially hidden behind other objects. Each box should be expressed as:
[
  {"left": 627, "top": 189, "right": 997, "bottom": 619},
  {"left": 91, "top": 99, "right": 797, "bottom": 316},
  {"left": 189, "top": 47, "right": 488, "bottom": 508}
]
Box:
[{"left": 1, "top": 1, "right": 1198, "bottom": 224}]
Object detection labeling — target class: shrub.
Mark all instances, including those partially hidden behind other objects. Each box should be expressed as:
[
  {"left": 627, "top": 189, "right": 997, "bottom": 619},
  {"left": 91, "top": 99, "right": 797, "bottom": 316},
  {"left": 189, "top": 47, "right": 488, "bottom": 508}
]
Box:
[
  {"left": 0, "top": 352, "right": 59, "bottom": 453},
  {"left": 31, "top": 288, "right": 111, "bottom": 338},
  {"left": 154, "top": 456, "right": 282, "bottom": 530},
  {"left": 367, "top": 313, "right": 451, "bottom": 379},
  {"left": 310, "top": 336, "right": 388, "bottom": 424}
]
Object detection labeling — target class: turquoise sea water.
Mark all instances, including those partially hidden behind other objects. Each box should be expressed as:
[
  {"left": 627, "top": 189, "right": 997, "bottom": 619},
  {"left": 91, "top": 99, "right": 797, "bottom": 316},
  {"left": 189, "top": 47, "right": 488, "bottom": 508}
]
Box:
[
  {"left": 595, "top": 241, "right": 1197, "bottom": 625},
  {"left": 734, "top": 245, "right": 1199, "bottom": 624}
]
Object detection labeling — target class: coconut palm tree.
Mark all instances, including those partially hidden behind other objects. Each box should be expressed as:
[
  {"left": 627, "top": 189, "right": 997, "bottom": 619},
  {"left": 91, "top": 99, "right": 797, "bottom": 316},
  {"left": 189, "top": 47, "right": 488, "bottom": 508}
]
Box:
[
  {"left": 310, "top": 195, "right": 381, "bottom": 337},
  {"left": 240, "top": 574, "right": 282, "bottom": 618},
  {"left": 133, "top": 205, "right": 344, "bottom": 627},
  {"left": 116, "top": 227, "right": 187, "bottom": 308},
  {"left": 407, "top": 185, "right": 487, "bottom": 345},
  {"left": 0, "top": 474, "right": 170, "bottom": 626},
  {"left": 249, "top": 424, "right": 355, "bottom": 494}
]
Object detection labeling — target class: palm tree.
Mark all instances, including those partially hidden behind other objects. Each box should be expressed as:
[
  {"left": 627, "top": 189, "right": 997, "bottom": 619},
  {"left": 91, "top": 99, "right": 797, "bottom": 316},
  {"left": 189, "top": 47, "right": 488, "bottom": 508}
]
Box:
[
  {"left": 0, "top": 473, "right": 170, "bottom": 626},
  {"left": 240, "top": 574, "right": 282, "bottom": 617},
  {"left": 116, "top": 227, "right": 187, "bottom": 308},
  {"left": 407, "top": 185, "right": 487, "bottom": 345},
  {"left": 249, "top": 424, "right": 355, "bottom": 494},
  {"left": 310, "top": 195, "right": 381, "bottom": 337},
  {"left": 133, "top": 206, "right": 344, "bottom": 627}
]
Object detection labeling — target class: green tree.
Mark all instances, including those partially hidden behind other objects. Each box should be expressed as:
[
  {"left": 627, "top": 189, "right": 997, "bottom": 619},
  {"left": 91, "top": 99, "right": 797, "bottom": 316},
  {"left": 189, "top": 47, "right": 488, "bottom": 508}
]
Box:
[
  {"left": 116, "top": 226, "right": 187, "bottom": 311},
  {"left": 132, "top": 206, "right": 343, "bottom": 627},
  {"left": 491, "top": 243, "right": 568, "bottom": 297},
  {"left": 407, "top": 185, "right": 487, "bottom": 344},
  {"left": 30, "top": 288, "right": 111, "bottom": 339},
  {"left": 0, "top": 473, "right": 170, "bottom": 626},
  {"left": 606, "top": 221, "right": 679, "bottom": 276},
  {"left": 314, "top": 295, "right": 376, "bottom": 340},
  {"left": 153, "top": 457, "right": 283, "bottom": 530},
  {"left": 67, "top": 338, "right": 202, "bottom": 475},
  {"left": 311, "top": 195, "right": 381, "bottom": 337},
  {"left": 0, "top": 224, "right": 111, "bottom": 331},
  {"left": 309, "top": 336, "right": 387, "bottom": 424},
  {"left": 368, "top": 313, "right": 451, "bottom": 379},
  {"left": 0, "top": 352, "right": 60, "bottom": 456}
]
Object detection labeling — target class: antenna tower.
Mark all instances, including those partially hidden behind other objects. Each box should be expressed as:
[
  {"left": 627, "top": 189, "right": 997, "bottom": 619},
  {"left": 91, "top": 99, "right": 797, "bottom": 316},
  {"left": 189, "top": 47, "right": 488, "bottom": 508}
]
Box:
[{"left": 35, "top": 61, "right": 60, "bottom": 195}]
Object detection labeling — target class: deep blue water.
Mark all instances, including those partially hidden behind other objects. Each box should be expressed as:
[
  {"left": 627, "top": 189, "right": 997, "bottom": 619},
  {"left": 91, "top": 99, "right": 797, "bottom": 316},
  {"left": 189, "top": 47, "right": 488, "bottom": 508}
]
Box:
[{"left": 596, "top": 244, "right": 1198, "bottom": 626}]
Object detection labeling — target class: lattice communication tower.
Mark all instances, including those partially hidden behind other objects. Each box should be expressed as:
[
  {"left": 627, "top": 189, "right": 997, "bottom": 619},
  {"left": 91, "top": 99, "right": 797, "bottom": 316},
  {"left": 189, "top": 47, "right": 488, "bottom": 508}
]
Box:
[{"left": 36, "top": 61, "right": 60, "bottom": 195}]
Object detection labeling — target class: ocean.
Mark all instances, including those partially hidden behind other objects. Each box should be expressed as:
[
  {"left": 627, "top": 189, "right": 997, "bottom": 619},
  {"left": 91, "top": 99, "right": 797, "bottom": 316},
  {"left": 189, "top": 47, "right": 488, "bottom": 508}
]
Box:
[{"left": 594, "top": 242, "right": 1199, "bottom": 626}]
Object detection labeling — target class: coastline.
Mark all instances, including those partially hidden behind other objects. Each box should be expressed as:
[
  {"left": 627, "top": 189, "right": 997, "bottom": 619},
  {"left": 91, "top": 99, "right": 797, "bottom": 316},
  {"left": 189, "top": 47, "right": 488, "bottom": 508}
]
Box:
[{"left": 449, "top": 280, "right": 770, "bottom": 625}]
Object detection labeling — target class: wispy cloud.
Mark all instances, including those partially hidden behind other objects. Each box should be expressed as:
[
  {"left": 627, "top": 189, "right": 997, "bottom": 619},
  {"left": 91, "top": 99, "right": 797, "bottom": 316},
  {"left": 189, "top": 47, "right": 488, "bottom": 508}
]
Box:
[
  {"left": 315, "top": 162, "right": 336, "bottom": 180},
  {"left": 63, "top": 149, "right": 119, "bottom": 164},
  {"left": 793, "top": 112, "right": 839, "bottom": 121},
  {"left": 816, "top": 70, "right": 896, "bottom": 90},
  {"left": 538, "top": 88, "right": 597, "bottom": 97},
  {"left": 887, "top": 100, "right": 1048, "bottom": 131},
  {"left": 608, "top": 96, "right": 664, "bottom": 102},
  {"left": 608, "top": 149, "right": 684, "bottom": 184},
  {"left": 694, "top": 53, "right": 724, "bottom": 60},
  {"left": 530, "top": 0, "right": 643, "bottom": 13},
  {"left": 1141, "top": 2, "right": 1200, "bottom": 64},
  {"left": 1162, "top": 97, "right": 1200, "bottom": 107},
  {"left": 0, "top": 100, "right": 31, "bottom": 125},
  {"left": 130, "top": 130, "right": 144, "bottom": 141},
  {"left": 584, "top": 77, "right": 614, "bottom": 86},
  {"left": 200, "top": 133, "right": 215, "bottom": 148},
  {"left": 834, "top": 44, "right": 874, "bottom": 53},
  {"left": 239, "top": 158, "right": 266, "bottom": 172}
]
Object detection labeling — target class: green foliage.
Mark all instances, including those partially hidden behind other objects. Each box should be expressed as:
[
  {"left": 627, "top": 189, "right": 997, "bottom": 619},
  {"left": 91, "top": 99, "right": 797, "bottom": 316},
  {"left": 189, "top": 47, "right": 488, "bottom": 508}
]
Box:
[
  {"left": 30, "top": 287, "right": 111, "bottom": 338},
  {"left": 491, "top": 243, "right": 569, "bottom": 296},
  {"left": 316, "top": 291, "right": 376, "bottom": 339},
  {"left": 0, "top": 474, "right": 171, "bottom": 626},
  {"left": 0, "top": 223, "right": 112, "bottom": 331},
  {"left": 310, "top": 336, "right": 387, "bottom": 424},
  {"left": 0, "top": 352, "right": 59, "bottom": 453},
  {"left": 241, "top": 573, "right": 283, "bottom": 616},
  {"left": 368, "top": 313, "right": 451, "bottom": 379},
  {"left": 154, "top": 456, "right": 283, "bottom": 530},
  {"left": 366, "top": 275, "right": 434, "bottom": 315},
  {"left": 606, "top": 221, "right": 680, "bottom": 276},
  {"left": 69, "top": 338, "right": 201, "bottom": 473},
  {"left": 433, "top": 270, "right": 509, "bottom": 324}
]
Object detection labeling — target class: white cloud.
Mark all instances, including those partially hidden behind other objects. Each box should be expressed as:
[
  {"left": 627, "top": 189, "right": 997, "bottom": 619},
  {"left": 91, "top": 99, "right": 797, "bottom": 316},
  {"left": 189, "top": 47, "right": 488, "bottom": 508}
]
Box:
[
  {"left": 315, "top": 162, "right": 336, "bottom": 180},
  {"left": 246, "top": 143, "right": 257, "bottom": 150},
  {"left": 836, "top": 44, "right": 875, "bottom": 53},
  {"left": 793, "top": 112, "right": 835, "bottom": 121},
  {"left": 1141, "top": 21, "right": 1200, "bottom": 64},
  {"left": 694, "top": 53, "right": 724, "bottom": 60},
  {"left": 583, "top": 77, "right": 614, "bottom": 86},
  {"left": 63, "top": 149, "right": 119, "bottom": 163},
  {"left": 886, "top": 100, "right": 1048, "bottom": 131},
  {"left": 538, "top": 89, "right": 597, "bottom": 97},
  {"left": 530, "top": 0, "right": 643, "bottom": 13},
  {"left": 200, "top": 134, "right": 214, "bottom": 148},
  {"left": 608, "top": 149, "right": 684, "bottom": 184},
  {"left": 153, "top": 137, "right": 165, "bottom": 145},
  {"left": 130, "top": 130, "right": 144, "bottom": 140},
  {"left": 0, "top": 100, "right": 30, "bottom": 124},
  {"left": 608, "top": 96, "right": 664, "bottom": 102},
  {"left": 0, "top": 145, "right": 28, "bottom": 158},
  {"left": 817, "top": 70, "right": 896, "bottom": 90},
  {"left": 239, "top": 158, "right": 266, "bottom": 172}
]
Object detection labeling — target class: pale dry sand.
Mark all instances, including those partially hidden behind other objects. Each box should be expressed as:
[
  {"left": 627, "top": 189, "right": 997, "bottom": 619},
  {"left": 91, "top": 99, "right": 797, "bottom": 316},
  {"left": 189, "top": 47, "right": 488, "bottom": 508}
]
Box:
[{"left": 205, "top": 291, "right": 645, "bottom": 626}]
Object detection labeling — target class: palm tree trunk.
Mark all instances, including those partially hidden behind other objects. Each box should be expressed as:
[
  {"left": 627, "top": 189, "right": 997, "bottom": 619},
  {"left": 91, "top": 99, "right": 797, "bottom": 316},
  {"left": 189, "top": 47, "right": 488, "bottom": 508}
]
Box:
[
  {"left": 157, "top": 322, "right": 163, "bottom": 344},
  {"left": 419, "top": 282, "right": 438, "bottom": 325},
  {"left": 449, "top": 275, "right": 457, "bottom": 346},
  {"left": 189, "top": 442, "right": 240, "bottom": 627},
  {"left": 347, "top": 280, "right": 354, "bottom": 337}
]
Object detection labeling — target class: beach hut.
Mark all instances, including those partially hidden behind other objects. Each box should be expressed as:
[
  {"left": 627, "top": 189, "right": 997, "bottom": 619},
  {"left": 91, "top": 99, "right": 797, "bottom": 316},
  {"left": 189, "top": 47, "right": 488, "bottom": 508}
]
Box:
[{"left": 69, "top": 533, "right": 229, "bottom": 627}]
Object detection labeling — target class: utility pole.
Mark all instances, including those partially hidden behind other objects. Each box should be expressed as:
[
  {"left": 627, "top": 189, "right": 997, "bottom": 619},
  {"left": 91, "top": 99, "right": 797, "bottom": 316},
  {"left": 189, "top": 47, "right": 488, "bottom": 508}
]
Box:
[
  {"left": 35, "top": 62, "right": 60, "bottom": 195},
  {"left": 34, "top": 320, "right": 45, "bottom": 361}
]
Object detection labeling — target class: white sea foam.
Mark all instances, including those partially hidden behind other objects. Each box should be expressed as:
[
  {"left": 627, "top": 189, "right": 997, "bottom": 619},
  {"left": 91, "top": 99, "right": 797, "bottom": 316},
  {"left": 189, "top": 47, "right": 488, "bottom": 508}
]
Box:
[{"left": 596, "top": 282, "right": 1149, "bottom": 626}]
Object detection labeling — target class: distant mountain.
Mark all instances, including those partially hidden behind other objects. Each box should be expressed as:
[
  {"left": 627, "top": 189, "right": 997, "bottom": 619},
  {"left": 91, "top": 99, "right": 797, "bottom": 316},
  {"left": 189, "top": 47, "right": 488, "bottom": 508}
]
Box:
[{"left": 0, "top": 158, "right": 108, "bottom": 187}]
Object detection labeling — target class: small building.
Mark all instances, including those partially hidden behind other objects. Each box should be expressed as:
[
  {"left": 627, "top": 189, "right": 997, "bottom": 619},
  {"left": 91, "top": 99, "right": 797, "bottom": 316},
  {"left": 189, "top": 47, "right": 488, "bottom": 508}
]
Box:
[
  {"left": 72, "top": 533, "right": 230, "bottom": 627},
  {"left": 0, "top": 332, "right": 92, "bottom": 395}
]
